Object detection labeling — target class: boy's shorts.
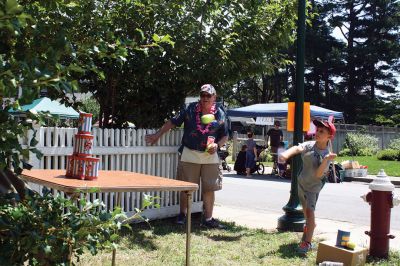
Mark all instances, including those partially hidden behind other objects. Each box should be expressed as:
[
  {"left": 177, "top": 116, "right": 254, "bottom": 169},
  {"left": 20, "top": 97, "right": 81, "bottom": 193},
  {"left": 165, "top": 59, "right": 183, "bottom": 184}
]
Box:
[
  {"left": 298, "top": 184, "right": 319, "bottom": 211},
  {"left": 178, "top": 161, "right": 222, "bottom": 192}
]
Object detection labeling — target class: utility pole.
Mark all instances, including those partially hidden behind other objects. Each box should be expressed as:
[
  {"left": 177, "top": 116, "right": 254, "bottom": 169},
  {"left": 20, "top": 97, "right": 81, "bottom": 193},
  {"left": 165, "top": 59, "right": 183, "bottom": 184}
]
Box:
[{"left": 277, "top": 0, "right": 306, "bottom": 232}]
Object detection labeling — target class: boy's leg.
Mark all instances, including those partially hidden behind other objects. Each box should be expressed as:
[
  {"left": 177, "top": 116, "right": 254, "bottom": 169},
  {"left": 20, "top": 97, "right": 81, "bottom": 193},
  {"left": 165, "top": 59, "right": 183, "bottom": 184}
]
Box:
[
  {"left": 304, "top": 208, "right": 316, "bottom": 243},
  {"left": 298, "top": 186, "right": 317, "bottom": 243}
]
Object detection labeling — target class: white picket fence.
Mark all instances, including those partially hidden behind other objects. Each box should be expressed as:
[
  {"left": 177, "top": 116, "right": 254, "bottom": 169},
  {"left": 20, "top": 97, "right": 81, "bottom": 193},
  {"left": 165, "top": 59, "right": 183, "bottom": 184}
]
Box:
[{"left": 23, "top": 127, "right": 203, "bottom": 220}]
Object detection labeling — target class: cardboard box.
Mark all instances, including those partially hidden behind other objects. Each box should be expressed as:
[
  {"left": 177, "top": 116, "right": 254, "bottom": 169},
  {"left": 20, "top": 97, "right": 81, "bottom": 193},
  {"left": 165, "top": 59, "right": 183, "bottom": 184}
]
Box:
[
  {"left": 316, "top": 241, "right": 368, "bottom": 266},
  {"left": 341, "top": 160, "right": 360, "bottom": 169}
]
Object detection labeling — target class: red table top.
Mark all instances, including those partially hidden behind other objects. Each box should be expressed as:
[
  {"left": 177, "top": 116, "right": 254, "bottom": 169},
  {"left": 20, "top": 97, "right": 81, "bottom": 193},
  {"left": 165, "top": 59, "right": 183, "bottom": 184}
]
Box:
[{"left": 21, "top": 169, "right": 198, "bottom": 193}]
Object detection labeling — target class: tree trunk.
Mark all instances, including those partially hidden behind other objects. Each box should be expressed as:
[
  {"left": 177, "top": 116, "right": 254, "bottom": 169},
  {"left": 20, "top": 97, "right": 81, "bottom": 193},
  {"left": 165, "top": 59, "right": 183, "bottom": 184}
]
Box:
[
  {"left": 0, "top": 169, "right": 31, "bottom": 201},
  {"left": 346, "top": 1, "right": 357, "bottom": 123},
  {"left": 323, "top": 67, "right": 330, "bottom": 105}
]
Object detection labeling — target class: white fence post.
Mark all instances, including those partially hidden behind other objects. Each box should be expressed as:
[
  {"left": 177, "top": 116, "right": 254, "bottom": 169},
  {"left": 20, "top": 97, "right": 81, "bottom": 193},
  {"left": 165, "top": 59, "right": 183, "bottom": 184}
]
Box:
[{"left": 232, "top": 131, "right": 238, "bottom": 161}]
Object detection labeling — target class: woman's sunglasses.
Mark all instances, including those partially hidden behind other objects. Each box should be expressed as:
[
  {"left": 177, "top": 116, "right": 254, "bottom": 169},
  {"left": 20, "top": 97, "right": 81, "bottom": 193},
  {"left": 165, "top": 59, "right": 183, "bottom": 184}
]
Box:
[{"left": 200, "top": 93, "right": 213, "bottom": 98}]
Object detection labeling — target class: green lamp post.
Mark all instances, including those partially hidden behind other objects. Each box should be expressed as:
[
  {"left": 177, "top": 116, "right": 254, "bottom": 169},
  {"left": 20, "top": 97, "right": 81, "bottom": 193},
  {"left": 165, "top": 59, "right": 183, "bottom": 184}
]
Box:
[{"left": 277, "top": 0, "right": 306, "bottom": 232}]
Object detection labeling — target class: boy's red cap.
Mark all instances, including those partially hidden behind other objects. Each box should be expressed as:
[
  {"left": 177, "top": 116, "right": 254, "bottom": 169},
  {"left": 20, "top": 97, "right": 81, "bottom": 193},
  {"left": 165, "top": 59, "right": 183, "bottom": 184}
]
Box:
[{"left": 313, "top": 119, "right": 336, "bottom": 138}]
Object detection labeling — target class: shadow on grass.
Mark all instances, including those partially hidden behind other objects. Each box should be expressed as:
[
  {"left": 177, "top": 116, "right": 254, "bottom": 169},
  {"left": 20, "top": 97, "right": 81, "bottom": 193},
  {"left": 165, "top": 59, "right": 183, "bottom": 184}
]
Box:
[
  {"left": 122, "top": 226, "right": 158, "bottom": 251},
  {"left": 121, "top": 213, "right": 273, "bottom": 250},
  {"left": 258, "top": 242, "right": 304, "bottom": 260},
  {"left": 366, "top": 251, "right": 400, "bottom": 264}
]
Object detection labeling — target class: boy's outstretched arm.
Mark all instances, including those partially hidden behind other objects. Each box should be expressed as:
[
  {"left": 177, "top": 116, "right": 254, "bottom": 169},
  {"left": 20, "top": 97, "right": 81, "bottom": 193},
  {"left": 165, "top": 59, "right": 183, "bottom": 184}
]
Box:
[{"left": 279, "top": 145, "right": 303, "bottom": 162}]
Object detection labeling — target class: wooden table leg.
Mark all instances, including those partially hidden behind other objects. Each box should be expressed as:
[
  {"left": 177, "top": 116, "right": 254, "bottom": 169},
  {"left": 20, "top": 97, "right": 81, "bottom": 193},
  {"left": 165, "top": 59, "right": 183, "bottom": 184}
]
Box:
[
  {"left": 112, "top": 249, "right": 116, "bottom": 266},
  {"left": 112, "top": 192, "right": 122, "bottom": 266},
  {"left": 186, "top": 191, "right": 192, "bottom": 266}
]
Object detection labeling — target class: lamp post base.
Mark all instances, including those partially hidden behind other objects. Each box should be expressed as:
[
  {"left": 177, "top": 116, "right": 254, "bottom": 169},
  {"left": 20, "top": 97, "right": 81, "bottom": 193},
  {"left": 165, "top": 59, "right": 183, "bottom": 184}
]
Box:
[
  {"left": 277, "top": 215, "right": 305, "bottom": 232},
  {"left": 277, "top": 204, "right": 305, "bottom": 232}
]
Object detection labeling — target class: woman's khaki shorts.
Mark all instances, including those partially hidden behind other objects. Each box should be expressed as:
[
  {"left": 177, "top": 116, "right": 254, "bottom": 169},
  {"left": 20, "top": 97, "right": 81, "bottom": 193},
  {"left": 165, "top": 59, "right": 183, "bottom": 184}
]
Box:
[{"left": 177, "top": 161, "right": 222, "bottom": 192}]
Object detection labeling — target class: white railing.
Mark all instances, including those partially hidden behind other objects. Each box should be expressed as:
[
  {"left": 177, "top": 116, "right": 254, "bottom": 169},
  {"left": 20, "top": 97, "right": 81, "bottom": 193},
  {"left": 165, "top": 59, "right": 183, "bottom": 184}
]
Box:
[{"left": 24, "top": 127, "right": 203, "bottom": 219}]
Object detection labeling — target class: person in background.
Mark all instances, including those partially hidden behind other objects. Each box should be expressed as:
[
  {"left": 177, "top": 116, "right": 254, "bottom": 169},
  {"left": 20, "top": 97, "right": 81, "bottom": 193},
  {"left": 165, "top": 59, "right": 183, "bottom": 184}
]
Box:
[
  {"left": 234, "top": 144, "right": 247, "bottom": 175},
  {"left": 266, "top": 120, "right": 283, "bottom": 173},
  {"left": 277, "top": 141, "right": 287, "bottom": 178},
  {"left": 304, "top": 132, "right": 314, "bottom": 141},
  {"left": 245, "top": 131, "right": 257, "bottom": 177},
  {"left": 145, "top": 84, "right": 228, "bottom": 229},
  {"left": 279, "top": 119, "right": 337, "bottom": 254}
]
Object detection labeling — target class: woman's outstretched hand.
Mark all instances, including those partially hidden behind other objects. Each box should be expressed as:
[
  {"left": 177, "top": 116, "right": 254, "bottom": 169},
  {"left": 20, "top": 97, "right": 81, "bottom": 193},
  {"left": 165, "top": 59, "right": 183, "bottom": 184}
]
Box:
[{"left": 145, "top": 133, "right": 159, "bottom": 145}]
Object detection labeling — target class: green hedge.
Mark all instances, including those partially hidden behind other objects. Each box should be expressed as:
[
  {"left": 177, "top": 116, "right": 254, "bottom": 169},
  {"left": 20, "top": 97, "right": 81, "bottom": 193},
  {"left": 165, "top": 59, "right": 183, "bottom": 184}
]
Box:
[
  {"left": 376, "top": 149, "right": 400, "bottom": 161},
  {"left": 339, "top": 133, "right": 379, "bottom": 156},
  {"left": 388, "top": 138, "right": 400, "bottom": 151}
]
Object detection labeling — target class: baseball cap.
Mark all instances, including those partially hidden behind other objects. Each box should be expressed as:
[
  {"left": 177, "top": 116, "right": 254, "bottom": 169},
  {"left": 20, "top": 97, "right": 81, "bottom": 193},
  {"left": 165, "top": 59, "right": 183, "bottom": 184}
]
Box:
[
  {"left": 313, "top": 119, "right": 336, "bottom": 138},
  {"left": 200, "top": 84, "right": 216, "bottom": 95}
]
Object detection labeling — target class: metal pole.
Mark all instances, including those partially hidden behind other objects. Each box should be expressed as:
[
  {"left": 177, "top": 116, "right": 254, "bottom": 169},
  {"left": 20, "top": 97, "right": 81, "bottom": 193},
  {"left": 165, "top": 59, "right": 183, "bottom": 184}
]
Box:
[
  {"left": 112, "top": 192, "right": 122, "bottom": 266},
  {"left": 186, "top": 192, "right": 193, "bottom": 266},
  {"left": 277, "top": 0, "right": 306, "bottom": 232}
]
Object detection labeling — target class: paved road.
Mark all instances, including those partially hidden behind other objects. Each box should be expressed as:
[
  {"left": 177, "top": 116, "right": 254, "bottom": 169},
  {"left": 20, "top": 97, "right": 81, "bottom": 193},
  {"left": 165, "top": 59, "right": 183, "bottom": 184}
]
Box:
[{"left": 216, "top": 172, "right": 400, "bottom": 230}]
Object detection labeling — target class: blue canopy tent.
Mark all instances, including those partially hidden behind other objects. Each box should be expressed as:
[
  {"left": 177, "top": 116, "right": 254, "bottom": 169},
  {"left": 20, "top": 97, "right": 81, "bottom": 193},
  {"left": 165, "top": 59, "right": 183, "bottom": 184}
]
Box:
[
  {"left": 10, "top": 97, "right": 79, "bottom": 119},
  {"left": 227, "top": 103, "right": 343, "bottom": 120}
]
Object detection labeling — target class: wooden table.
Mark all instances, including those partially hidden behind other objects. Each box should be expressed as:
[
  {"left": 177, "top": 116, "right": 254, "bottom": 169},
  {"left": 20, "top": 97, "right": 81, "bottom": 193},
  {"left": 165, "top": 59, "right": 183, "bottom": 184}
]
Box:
[{"left": 21, "top": 169, "right": 198, "bottom": 266}]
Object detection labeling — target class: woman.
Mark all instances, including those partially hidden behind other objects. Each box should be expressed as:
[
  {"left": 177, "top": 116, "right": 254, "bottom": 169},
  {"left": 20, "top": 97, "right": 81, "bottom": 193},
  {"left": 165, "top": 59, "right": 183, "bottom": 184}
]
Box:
[{"left": 245, "top": 131, "right": 258, "bottom": 177}]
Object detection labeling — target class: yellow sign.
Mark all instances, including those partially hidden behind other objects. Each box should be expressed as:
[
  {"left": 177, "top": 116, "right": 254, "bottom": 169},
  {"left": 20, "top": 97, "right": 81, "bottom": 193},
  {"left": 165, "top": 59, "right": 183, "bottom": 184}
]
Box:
[{"left": 287, "top": 102, "right": 310, "bottom": 132}]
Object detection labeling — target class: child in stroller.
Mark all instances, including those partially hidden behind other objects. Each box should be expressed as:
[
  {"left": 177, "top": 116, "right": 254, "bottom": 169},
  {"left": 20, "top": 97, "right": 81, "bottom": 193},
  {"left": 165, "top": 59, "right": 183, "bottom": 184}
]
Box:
[
  {"left": 218, "top": 145, "right": 231, "bottom": 172},
  {"left": 277, "top": 141, "right": 287, "bottom": 178},
  {"left": 234, "top": 145, "right": 247, "bottom": 175},
  {"left": 234, "top": 144, "right": 266, "bottom": 175}
]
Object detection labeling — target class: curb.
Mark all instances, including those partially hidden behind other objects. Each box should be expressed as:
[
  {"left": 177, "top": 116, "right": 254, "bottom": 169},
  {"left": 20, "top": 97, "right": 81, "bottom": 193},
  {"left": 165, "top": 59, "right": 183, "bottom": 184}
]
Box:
[{"left": 349, "top": 176, "right": 400, "bottom": 186}]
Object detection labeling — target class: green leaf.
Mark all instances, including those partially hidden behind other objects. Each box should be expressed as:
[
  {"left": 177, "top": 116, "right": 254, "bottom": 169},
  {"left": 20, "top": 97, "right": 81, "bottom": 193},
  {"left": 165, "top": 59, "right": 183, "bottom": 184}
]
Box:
[
  {"left": 152, "top": 34, "right": 161, "bottom": 42},
  {"left": 5, "top": 0, "right": 23, "bottom": 14},
  {"left": 43, "top": 245, "right": 52, "bottom": 254},
  {"left": 135, "top": 28, "right": 145, "bottom": 41},
  {"left": 110, "top": 233, "right": 119, "bottom": 242},
  {"left": 66, "top": 2, "right": 79, "bottom": 8}
]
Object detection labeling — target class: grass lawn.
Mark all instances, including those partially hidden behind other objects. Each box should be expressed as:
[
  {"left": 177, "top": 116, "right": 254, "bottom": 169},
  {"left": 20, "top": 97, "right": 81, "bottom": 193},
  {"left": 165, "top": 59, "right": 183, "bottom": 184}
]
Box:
[
  {"left": 337, "top": 156, "right": 400, "bottom": 177},
  {"left": 77, "top": 214, "right": 400, "bottom": 265}
]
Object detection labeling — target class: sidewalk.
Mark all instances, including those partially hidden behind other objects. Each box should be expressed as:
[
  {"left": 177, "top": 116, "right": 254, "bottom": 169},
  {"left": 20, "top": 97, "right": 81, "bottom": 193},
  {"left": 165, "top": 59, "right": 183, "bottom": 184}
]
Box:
[{"left": 213, "top": 204, "right": 400, "bottom": 251}]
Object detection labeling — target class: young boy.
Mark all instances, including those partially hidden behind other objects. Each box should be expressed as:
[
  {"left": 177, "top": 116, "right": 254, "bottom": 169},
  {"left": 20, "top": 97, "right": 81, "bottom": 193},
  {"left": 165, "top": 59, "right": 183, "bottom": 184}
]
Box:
[{"left": 279, "top": 119, "right": 337, "bottom": 254}]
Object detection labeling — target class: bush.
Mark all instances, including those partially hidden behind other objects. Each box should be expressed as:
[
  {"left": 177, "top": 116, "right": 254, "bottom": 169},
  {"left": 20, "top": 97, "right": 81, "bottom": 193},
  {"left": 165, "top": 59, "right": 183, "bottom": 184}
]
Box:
[
  {"left": 338, "top": 148, "right": 352, "bottom": 156},
  {"left": 341, "top": 133, "right": 379, "bottom": 156},
  {"left": 388, "top": 138, "right": 400, "bottom": 151},
  {"left": 0, "top": 189, "right": 131, "bottom": 265},
  {"left": 377, "top": 149, "right": 400, "bottom": 161}
]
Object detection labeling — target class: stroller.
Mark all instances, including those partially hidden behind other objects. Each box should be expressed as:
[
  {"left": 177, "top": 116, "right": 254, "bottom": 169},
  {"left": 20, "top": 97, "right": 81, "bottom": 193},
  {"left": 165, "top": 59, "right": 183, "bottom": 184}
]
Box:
[
  {"left": 218, "top": 146, "right": 231, "bottom": 172},
  {"left": 234, "top": 144, "right": 266, "bottom": 175}
]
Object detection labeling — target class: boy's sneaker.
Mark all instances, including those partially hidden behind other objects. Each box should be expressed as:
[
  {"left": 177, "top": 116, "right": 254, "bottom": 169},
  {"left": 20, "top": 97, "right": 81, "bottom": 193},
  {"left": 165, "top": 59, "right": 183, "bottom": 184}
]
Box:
[
  {"left": 176, "top": 213, "right": 186, "bottom": 225},
  {"left": 297, "top": 241, "right": 313, "bottom": 254},
  {"left": 201, "top": 218, "right": 226, "bottom": 229}
]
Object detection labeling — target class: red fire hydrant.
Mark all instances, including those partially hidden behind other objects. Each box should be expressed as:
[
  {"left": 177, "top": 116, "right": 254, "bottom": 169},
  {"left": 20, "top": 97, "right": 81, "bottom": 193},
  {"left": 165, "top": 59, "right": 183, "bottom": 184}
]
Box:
[{"left": 361, "top": 169, "right": 400, "bottom": 258}]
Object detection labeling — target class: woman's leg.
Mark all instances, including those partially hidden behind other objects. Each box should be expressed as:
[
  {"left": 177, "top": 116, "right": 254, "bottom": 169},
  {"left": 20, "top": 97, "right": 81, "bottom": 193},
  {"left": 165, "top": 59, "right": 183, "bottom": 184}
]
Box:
[
  {"left": 246, "top": 167, "right": 251, "bottom": 177},
  {"left": 245, "top": 152, "right": 253, "bottom": 177}
]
